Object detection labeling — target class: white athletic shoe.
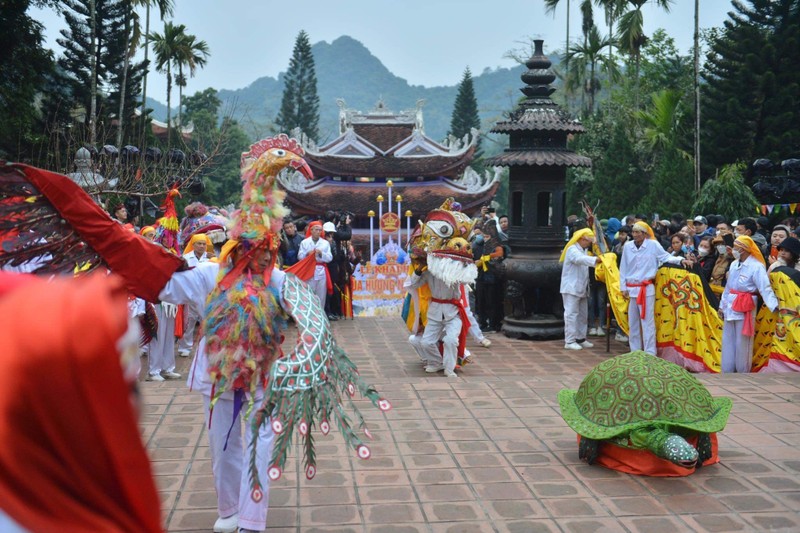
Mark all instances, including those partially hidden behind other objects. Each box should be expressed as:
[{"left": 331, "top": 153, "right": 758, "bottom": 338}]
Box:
[
  {"left": 177, "top": 349, "right": 191, "bottom": 357},
  {"left": 579, "top": 340, "right": 595, "bottom": 348},
  {"left": 161, "top": 370, "right": 182, "bottom": 380},
  {"left": 146, "top": 373, "right": 165, "bottom": 382},
  {"left": 615, "top": 333, "right": 629, "bottom": 343},
  {"left": 588, "top": 327, "right": 598, "bottom": 336},
  {"left": 425, "top": 364, "right": 444, "bottom": 373},
  {"left": 444, "top": 369, "right": 458, "bottom": 378},
  {"left": 479, "top": 338, "right": 492, "bottom": 348},
  {"left": 594, "top": 327, "right": 606, "bottom": 336},
  {"left": 212, "top": 513, "right": 238, "bottom": 533},
  {"left": 564, "top": 342, "right": 583, "bottom": 350}
]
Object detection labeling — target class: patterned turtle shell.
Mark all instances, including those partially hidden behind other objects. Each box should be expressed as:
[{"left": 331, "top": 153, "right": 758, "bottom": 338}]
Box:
[{"left": 558, "top": 351, "right": 732, "bottom": 440}]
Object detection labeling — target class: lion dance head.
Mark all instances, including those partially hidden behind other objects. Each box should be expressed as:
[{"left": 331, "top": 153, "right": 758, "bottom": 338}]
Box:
[{"left": 408, "top": 198, "right": 478, "bottom": 287}]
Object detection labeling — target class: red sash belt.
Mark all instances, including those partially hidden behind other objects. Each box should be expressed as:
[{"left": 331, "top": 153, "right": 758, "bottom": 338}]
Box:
[
  {"left": 317, "top": 262, "right": 333, "bottom": 295},
  {"left": 626, "top": 280, "right": 654, "bottom": 319},
  {"left": 729, "top": 289, "right": 757, "bottom": 336},
  {"left": 430, "top": 297, "right": 469, "bottom": 358}
]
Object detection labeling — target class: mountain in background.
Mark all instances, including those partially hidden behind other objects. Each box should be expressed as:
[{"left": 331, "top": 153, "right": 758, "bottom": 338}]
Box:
[{"left": 148, "top": 36, "right": 558, "bottom": 148}]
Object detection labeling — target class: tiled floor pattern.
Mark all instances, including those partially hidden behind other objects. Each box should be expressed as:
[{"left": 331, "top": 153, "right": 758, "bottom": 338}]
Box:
[{"left": 142, "top": 318, "right": 800, "bottom": 532}]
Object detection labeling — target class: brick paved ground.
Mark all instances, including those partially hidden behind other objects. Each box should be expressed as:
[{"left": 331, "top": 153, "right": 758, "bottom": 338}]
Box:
[{"left": 142, "top": 318, "right": 800, "bottom": 532}]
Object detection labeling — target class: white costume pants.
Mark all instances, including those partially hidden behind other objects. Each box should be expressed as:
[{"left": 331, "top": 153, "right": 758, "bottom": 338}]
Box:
[
  {"left": 721, "top": 319, "right": 755, "bottom": 373},
  {"left": 203, "top": 394, "right": 275, "bottom": 531},
  {"left": 627, "top": 289, "right": 657, "bottom": 355},
  {"left": 178, "top": 306, "right": 201, "bottom": 352},
  {"left": 147, "top": 304, "right": 176, "bottom": 375},
  {"left": 562, "top": 293, "right": 588, "bottom": 344},
  {"left": 308, "top": 277, "right": 327, "bottom": 309},
  {"left": 420, "top": 308, "right": 461, "bottom": 373}
]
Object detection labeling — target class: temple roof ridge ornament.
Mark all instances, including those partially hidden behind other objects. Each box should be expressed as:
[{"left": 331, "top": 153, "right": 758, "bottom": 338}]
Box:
[{"left": 443, "top": 165, "right": 501, "bottom": 194}]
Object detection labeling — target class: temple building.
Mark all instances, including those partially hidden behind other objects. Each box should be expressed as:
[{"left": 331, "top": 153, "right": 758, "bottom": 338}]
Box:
[{"left": 280, "top": 99, "right": 500, "bottom": 241}]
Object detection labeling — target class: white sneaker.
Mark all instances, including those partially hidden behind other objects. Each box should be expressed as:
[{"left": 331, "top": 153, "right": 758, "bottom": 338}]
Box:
[
  {"left": 580, "top": 340, "right": 594, "bottom": 348},
  {"left": 588, "top": 327, "right": 597, "bottom": 336},
  {"left": 564, "top": 342, "right": 583, "bottom": 350},
  {"left": 444, "top": 369, "right": 458, "bottom": 378},
  {"left": 161, "top": 370, "right": 182, "bottom": 380},
  {"left": 177, "top": 349, "right": 191, "bottom": 357},
  {"left": 615, "top": 333, "right": 629, "bottom": 343},
  {"left": 479, "top": 338, "right": 492, "bottom": 348},
  {"left": 213, "top": 513, "right": 238, "bottom": 533},
  {"left": 594, "top": 327, "right": 605, "bottom": 337},
  {"left": 146, "top": 373, "right": 165, "bottom": 382},
  {"left": 425, "top": 364, "right": 444, "bottom": 373}
]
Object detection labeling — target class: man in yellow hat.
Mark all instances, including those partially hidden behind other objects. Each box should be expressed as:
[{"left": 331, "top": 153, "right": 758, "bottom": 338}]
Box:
[
  {"left": 719, "top": 235, "right": 778, "bottom": 373},
  {"left": 560, "top": 228, "right": 602, "bottom": 350},
  {"left": 620, "top": 221, "right": 692, "bottom": 355}
]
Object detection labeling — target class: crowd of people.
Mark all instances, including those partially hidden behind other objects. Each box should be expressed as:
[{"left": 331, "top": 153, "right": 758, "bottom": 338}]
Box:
[{"left": 561, "top": 211, "right": 800, "bottom": 373}]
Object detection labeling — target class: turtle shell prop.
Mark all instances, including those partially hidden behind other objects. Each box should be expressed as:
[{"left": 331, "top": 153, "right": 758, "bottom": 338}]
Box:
[{"left": 558, "top": 351, "right": 732, "bottom": 476}]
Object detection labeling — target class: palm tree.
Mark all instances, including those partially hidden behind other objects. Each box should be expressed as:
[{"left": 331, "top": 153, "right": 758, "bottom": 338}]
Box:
[
  {"left": 173, "top": 33, "right": 210, "bottom": 127},
  {"left": 115, "top": 4, "right": 142, "bottom": 147},
  {"left": 636, "top": 89, "right": 687, "bottom": 155},
  {"left": 595, "top": 0, "right": 627, "bottom": 64},
  {"left": 138, "top": 0, "right": 174, "bottom": 132},
  {"left": 616, "top": 0, "right": 674, "bottom": 108},
  {"left": 564, "top": 25, "right": 620, "bottom": 114},
  {"left": 693, "top": 0, "right": 701, "bottom": 191},
  {"left": 149, "top": 21, "right": 185, "bottom": 140},
  {"left": 544, "top": 0, "right": 571, "bottom": 59}
]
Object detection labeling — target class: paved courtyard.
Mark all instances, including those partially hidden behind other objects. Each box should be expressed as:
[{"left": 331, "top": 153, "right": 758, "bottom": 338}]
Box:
[{"left": 141, "top": 317, "right": 800, "bottom": 532}]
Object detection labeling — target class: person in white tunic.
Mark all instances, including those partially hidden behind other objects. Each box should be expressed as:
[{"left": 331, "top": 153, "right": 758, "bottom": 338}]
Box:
[
  {"left": 560, "top": 228, "right": 602, "bottom": 350},
  {"left": 159, "top": 244, "right": 286, "bottom": 533},
  {"left": 297, "top": 221, "right": 332, "bottom": 307},
  {"left": 718, "top": 235, "right": 778, "bottom": 373},
  {"left": 619, "top": 222, "right": 691, "bottom": 355},
  {"left": 177, "top": 233, "right": 210, "bottom": 356}
]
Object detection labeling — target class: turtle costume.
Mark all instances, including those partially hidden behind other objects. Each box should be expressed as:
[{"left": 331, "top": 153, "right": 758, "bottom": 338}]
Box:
[{"left": 558, "top": 351, "right": 732, "bottom": 476}]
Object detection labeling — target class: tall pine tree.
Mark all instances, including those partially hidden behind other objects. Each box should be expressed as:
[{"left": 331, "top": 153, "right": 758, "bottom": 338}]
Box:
[
  {"left": 448, "top": 67, "right": 482, "bottom": 161},
  {"left": 275, "top": 30, "right": 319, "bottom": 141},
  {"left": 58, "top": 0, "right": 145, "bottom": 144},
  {"left": 702, "top": 0, "right": 800, "bottom": 182}
]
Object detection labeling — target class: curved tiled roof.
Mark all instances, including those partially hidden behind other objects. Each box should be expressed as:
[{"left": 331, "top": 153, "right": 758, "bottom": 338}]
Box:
[
  {"left": 491, "top": 107, "right": 585, "bottom": 134},
  {"left": 283, "top": 179, "right": 500, "bottom": 217},
  {"left": 305, "top": 146, "right": 476, "bottom": 179},
  {"left": 485, "top": 149, "right": 591, "bottom": 168}
]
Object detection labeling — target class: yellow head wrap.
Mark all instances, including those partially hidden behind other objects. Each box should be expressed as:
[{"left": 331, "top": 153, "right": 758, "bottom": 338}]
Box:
[
  {"left": 139, "top": 226, "right": 155, "bottom": 237},
  {"left": 632, "top": 221, "right": 656, "bottom": 240},
  {"left": 734, "top": 235, "right": 765, "bottom": 266},
  {"left": 183, "top": 233, "right": 213, "bottom": 255},
  {"left": 218, "top": 239, "right": 239, "bottom": 266},
  {"left": 560, "top": 228, "right": 595, "bottom": 263}
]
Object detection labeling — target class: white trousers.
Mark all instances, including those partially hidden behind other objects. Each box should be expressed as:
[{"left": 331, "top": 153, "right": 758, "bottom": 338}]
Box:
[
  {"left": 203, "top": 394, "right": 275, "bottom": 531},
  {"left": 721, "top": 319, "right": 754, "bottom": 373},
  {"left": 148, "top": 304, "right": 176, "bottom": 375},
  {"left": 178, "top": 306, "right": 200, "bottom": 352},
  {"left": 562, "top": 293, "right": 588, "bottom": 344},
  {"left": 420, "top": 311, "right": 461, "bottom": 372},
  {"left": 308, "top": 277, "right": 327, "bottom": 309},
  {"left": 627, "top": 290, "right": 657, "bottom": 355}
]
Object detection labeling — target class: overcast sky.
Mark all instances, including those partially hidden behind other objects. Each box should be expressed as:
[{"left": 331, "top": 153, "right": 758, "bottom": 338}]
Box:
[{"left": 32, "top": 0, "right": 735, "bottom": 104}]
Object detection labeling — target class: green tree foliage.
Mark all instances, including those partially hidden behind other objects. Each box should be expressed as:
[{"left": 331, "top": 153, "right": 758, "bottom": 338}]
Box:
[
  {"left": 57, "top": 0, "right": 145, "bottom": 141},
  {"left": 276, "top": 30, "right": 320, "bottom": 141},
  {"left": 0, "top": 0, "right": 57, "bottom": 159},
  {"left": 702, "top": 0, "right": 800, "bottom": 182},
  {"left": 448, "top": 68, "right": 482, "bottom": 161},
  {"left": 182, "top": 88, "right": 250, "bottom": 207},
  {"left": 692, "top": 163, "right": 758, "bottom": 222},
  {"left": 563, "top": 25, "right": 620, "bottom": 115}
]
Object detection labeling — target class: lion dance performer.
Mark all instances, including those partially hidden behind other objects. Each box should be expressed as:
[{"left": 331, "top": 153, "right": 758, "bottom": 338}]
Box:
[
  {"left": 0, "top": 135, "right": 390, "bottom": 533},
  {"left": 404, "top": 198, "right": 479, "bottom": 377}
]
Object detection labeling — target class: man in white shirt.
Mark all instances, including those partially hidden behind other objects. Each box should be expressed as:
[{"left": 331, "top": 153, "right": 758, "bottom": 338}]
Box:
[
  {"left": 719, "top": 236, "right": 778, "bottom": 373},
  {"left": 177, "top": 234, "right": 210, "bottom": 356},
  {"left": 560, "top": 228, "right": 602, "bottom": 350},
  {"left": 619, "top": 222, "right": 691, "bottom": 355},
  {"left": 297, "top": 221, "right": 332, "bottom": 307}
]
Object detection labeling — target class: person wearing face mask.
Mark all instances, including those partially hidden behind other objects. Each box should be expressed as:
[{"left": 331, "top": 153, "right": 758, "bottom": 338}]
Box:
[
  {"left": 718, "top": 236, "right": 779, "bottom": 373},
  {"left": 708, "top": 233, "right": 734, "bottom": 295},
  {"left": 695, "top": 236, "right": 716, "bottom": 282}
]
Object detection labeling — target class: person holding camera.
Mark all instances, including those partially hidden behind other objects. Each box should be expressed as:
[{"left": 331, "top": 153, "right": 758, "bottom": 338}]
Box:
[{"left": 323, "top": 213, "right": 353, "bottom": 320}]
